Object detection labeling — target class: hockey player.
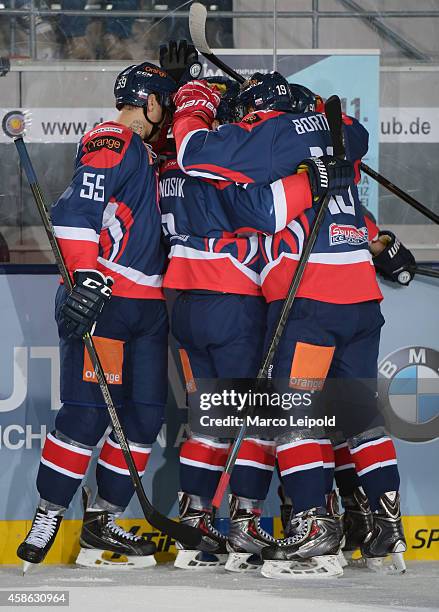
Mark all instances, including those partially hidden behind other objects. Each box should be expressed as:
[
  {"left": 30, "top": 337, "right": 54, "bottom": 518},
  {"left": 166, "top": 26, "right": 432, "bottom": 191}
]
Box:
[
  {"left": 16, "top": 62, "right": 177, "bottom": 570},
  {"left": 171, "top": 73, "right": 407, "bottom": 577},
  {"left": 161, "top": 77, "right": 354, "bottom": 572}
]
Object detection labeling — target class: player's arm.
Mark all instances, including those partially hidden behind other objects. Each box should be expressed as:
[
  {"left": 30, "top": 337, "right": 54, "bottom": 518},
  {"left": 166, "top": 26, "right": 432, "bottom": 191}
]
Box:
[
  {"left": 172, "top": 80, "right": 268, "bottom": 183},
  {"left": 221, "top": 154, "right": 353, "bottom": 234},
  {"left": 51, "top": 128, "right": 133, "bottom": 336}
]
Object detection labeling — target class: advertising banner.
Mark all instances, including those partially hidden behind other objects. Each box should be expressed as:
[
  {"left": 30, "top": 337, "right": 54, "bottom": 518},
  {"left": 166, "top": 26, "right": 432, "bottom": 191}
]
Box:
[{"left": 0, "top": 50, "right": 380, "bottom": 216}]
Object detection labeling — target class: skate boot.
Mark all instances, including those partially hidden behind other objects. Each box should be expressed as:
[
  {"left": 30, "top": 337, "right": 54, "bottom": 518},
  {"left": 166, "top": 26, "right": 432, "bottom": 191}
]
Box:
[
  {"left": 76, "top": 487, "right": 156, "bottom": 569},
  {"left": 278, "top": 485, "right": 293, "bottom": 536},
  {"left": 326, "top": 490, "right": 348, "bottom": 569},
  {"left": 174, "top": 492, "right": 228, "bottom": 570},
  {"left": 17, "top": 505, "right": 64, "bottom": 573},
  {"left": 341, "top": 487, "right": 374, "bottom": 567},
  {"left": 361, "top": 491, "right": 407, "bottom": 574},
  {"left": 225, "top": 495, "right": 276, "bottom": 572},
  {"left": 261, "top": 506, "right": 344, "bottom": 579}
]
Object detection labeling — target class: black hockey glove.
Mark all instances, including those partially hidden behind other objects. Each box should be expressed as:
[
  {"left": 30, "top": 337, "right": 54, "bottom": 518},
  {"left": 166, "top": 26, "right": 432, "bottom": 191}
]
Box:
[
  {"left": 61, "top": 270, "right": 113, "bottom": 338},
  {"left": 373, "top": 231, "right": 416, "bottom": 285},
  {"left": 159, "top": 39, "right": 202, "bottom": 85},
  {"left": 298, "top": 155, "right": 354, "bottom": 202}
]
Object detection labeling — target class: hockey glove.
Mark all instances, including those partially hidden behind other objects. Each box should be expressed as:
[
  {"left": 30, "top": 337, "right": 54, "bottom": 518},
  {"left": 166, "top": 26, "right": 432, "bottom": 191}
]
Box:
[
  {"left": 159, "top": 39, "right": 202, "bottom": 85},
  {"left": 298, "top": 155, "right": 354, "bottom": 202},
  {"left": 372, "top": 231, "right": 416, "bottom": 285},
  {"left": 173, "top": 80, "right": 221, "bottom": 126},
  {"left": 61, "top": 269, "right": 113, "bottom": 338}
]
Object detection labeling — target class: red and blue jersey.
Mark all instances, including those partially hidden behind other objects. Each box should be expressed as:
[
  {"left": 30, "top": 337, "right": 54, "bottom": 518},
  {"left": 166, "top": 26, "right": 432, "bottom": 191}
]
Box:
[
  {"left": 173, "top": 110, "right": 382, "bottom": 304},
  {"left": 51, "top": 121, "right": 165, "bottom": 300},
  {"left": 160, "top": 155, "right": 312, "bottom": 295}
]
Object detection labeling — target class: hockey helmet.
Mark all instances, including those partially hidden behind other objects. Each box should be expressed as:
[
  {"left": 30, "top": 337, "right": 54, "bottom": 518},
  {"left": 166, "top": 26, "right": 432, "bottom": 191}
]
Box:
[
  {"left": 289, "top": 83, "right": 322, "bottom": 113},
  {"left": 235, "top": 71, "right": 293, "bottom": 119},
  {"left": 114, "top": 61, "right": 177, "bottom": 111},
  {"left": 205, "top": 76, "right": 240, "bottom": 124}
]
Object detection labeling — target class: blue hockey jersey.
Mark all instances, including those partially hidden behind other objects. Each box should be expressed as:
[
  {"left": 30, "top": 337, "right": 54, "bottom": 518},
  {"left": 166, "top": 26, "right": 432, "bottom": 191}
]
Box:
[
  {"left": 51, "top": 121, "right": 165, "bottom": 299},
  {"left": 173, "top": 109, "right": 382, "bottom": 304},
  {"left": 160, "top": 155, "right": 312, "bottom": 295}
]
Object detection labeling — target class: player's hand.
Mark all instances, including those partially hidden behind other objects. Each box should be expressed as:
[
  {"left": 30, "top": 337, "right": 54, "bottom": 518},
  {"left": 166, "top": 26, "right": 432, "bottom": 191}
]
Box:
[
  {"left": 298, "top": 155, "right": 354, "bottom": 202},
  {"left": 372, "top": 231, "right": 416, "bottom": 285},
  {"left": 61, "top": 269, "right": 113, "bottom": 338},
  {"left": 173, "top": 80, "right": 221, "bottom": 125},
  {"left": 159, "top": 39, "right": 202, "bottom": 85}
]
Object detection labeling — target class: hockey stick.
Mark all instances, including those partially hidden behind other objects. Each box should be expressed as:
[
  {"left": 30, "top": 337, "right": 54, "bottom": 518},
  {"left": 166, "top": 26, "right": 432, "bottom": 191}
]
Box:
[
  {"left": 189, "top": 4, "right": 439, "bottom": 228},
  {"left": 212, "top": 95, "right": 345, "bottom": 508},
  {"left": 360, "top": 163, "right": 439, "bottom": 226},
  {"left": 189, "top": 2, "right": 245, "bottom": 84},
  {"left": 412, "top": 265, "right": 439, "bottom": 279},
  {"left": 14, "top": 137, "right": 202, "bottom": 548}
]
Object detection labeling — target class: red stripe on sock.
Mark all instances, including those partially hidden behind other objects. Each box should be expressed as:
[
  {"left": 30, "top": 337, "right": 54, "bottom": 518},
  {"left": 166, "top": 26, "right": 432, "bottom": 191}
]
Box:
[
  {"left": 180, "top": 438, "right": 229, "bottom": 468},
  {"left": 99, "top": 439, "right": 150, "bottom": 473},
  {"left": 351, "top": 439, "right": 397, "bottom": 473},
  {"left": 277, "top": 440, "right": 323, "bottom": 472},
  {"left": 42, "top": 435, "right": 91, "bottom": 476},
  {"left": 237, "top": 439, "right": 275, "bottom": 467}
]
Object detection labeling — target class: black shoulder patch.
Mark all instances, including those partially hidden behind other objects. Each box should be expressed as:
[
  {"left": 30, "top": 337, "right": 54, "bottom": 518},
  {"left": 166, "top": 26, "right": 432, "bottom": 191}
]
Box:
[
  {"left": 242, "top": 114, "right": 262, "bottom": 125},
  {"left": 84, "top": 135, "right": 125, "bottom": 155}
]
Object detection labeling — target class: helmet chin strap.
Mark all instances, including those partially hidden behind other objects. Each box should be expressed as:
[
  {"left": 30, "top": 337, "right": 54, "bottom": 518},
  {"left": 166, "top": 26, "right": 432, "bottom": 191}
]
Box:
[{"left": 142, "top": 105, "right": 166, "bottom": 143}]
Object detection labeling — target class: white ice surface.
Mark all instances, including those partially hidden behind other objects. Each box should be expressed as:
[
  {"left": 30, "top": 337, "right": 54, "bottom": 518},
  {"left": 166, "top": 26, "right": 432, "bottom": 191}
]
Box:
[{"left": 0, "top": 562, "right": 438, "bottom": 612}]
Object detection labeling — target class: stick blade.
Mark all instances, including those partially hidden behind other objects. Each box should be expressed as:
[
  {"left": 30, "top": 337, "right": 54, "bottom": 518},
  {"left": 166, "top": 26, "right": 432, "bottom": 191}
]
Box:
[{"left": 189, "top": 2, "right": 211, "bottom": 54}]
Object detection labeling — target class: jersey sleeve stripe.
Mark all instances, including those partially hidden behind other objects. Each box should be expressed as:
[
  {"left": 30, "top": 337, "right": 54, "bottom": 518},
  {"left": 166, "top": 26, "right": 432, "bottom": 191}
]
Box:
[
  {"left": 53, "top": 225, "right": 100, "bottom": 243},
  {"left": 97, "top": 256, "right": 163, "bottom": 287},
  {"left": 176, "top": 127, "right": 209, "bottom": 171},
  {"left": 270, "top": 179, "right": 288, "bottom": 233}
]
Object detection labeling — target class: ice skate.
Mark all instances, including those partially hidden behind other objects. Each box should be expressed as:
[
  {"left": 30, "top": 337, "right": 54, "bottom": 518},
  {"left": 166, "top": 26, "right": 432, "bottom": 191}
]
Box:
[
  {"left": 225, "top": 495, "right": 276, "bottom": 572},
  {"left": 174, "top": 492, "right": 228, "bottom": 570},
  {"left": 16, "top": 506, "right": 64, "bottom": 573},
  {"left": 361, "top": 491, "right": 407, "bottom": 574},
  {"left": 326, "top": 490, "right": 348, "bottom": 569},
  {"left": 341, "top": 487, "right": 374, "bottom": 567},
  {"left": 277, "top": 485, "right": 293, "bottom": 536},
  {"left": 261, "top": 506, "right": 344, "bottom": 579},
  {"left": 76, "top": 487, "right": 156, "bottom": 569}
]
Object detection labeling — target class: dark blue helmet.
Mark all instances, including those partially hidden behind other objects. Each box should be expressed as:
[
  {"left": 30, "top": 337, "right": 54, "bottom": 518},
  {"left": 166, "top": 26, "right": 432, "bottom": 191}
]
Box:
[
  {"left": 114, "top": 61, "right": 177, "bottom": 111},
  {"left": 235, "top": 71, "right": 293, "bottom": 119},
  {"left": 289, "top": 83, "right": 321, "bottom": 113},
  {"left": 205, "top": 76, "right": 239, "bottom": 124}
]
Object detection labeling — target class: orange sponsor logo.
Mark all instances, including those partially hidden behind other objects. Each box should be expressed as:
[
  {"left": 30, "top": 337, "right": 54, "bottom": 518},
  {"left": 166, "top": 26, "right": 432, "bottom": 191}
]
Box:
[
  {"left": 83, "top": 336, "right": 124, "bottom": 385},
  {"left": 289, "top": 342, "right": 335, "bottom": 391}
]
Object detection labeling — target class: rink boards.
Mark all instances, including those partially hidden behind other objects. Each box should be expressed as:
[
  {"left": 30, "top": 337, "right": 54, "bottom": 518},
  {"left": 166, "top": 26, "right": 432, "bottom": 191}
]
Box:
[
  {"left": 1, "top": 515, "right": 438, "bottom": 565},
  {"left": 0, "top": 269, "right": 439, "bottom": 564}
]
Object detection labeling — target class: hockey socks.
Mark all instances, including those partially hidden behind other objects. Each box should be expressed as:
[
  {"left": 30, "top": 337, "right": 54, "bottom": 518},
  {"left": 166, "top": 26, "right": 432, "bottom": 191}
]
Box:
[
  {"left": 37, "top": 431, "right": 93, "bottom": 508},
  {"left": 348, "top": 433, "right": 400, "bottom": 511},
  {"left": 96, "top": 433, "right": 152, "bottom": 509},
  {"left": 179, "top": 436, "right": 275, "bottom": 501},
  {"left": 334, "top": 440, "right": 361, "bottom": 497},
  {"left": 277, "top": 437, "right": 327, "bottom": 513}
]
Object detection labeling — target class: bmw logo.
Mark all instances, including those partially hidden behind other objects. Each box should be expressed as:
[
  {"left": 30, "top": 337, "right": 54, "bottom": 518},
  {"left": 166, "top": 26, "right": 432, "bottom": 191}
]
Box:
[
  {"left": 378, "top": 346, "right": 439, "bottom": 441},
  {"left": 2, "top": 110, "right": 26, "bottom": 138}
]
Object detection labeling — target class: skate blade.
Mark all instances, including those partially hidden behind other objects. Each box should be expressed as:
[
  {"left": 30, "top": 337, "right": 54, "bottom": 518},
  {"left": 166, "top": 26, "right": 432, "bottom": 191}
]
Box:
[
  {"left": 261, "top": 555, "right": 344, "bottom": 579},
  {"left": 337, "top": 549, "right": 348, "bottom": 569},
  {"left": 76, "top": 548, "right": 156, "bottom": 570},
  {"left": 22, "top": 561, "right": 35, "bottom": 576},
  {"left": 225, "top": 552, "right": 263, "bottom": 573},
  {"left": 174, "top": 550, "right": 227, "bottom": 570},
  {"left": 365, "top": 552, "right": 406, "bottom": 575},
  {"left": 343, "top": 549, "right": 368, "bottom": 569}
]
